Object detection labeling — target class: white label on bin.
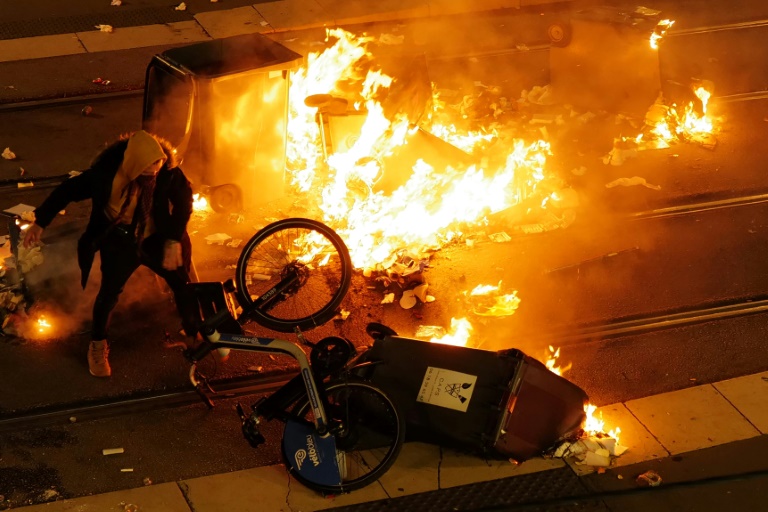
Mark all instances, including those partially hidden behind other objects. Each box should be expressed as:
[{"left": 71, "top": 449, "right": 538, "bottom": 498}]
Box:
[{"left": 416, "top": 366, "right": 477, "bottom": 412}]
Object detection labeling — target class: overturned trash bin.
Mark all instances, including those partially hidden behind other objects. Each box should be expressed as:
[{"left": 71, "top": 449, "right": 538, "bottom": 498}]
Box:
[{"left": 360, "top": 327, "right": 588, "bottom": 462}]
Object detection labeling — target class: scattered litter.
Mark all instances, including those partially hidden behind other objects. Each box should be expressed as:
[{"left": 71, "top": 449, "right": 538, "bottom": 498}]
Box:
[
  {"left": 69, "top": 416, "right": 77, "bottom": 423},
  {"left": 260, "top": 21, "right": 269, "bottom": 26},
  {"left": 92, "top": 77, "right": 112, "bottom": 86},
  {"left": 175, "top": 2, "right": 187, "bottom": 11},
  {"left": 554, "top": 434, "right": 627, "bottom": 468},
  {"left": 210, "top": 0, "right": 219, "bottom": 2},
  {"left": 143, "top": 477, "right": 153, "bottom": 486},
  {"left": 635, "top": 469, "right": 662, "bottom": 487},
  {"left": 120, "top": 468, "right": 134, "bottom": 473},
  {"left": 2, "top": 147, "right": 16, "bottom": 160},
  {"left": 605, "top": 176, "right": 661, "bottom": 191},
  {"left": 69, "top": 170, "right": 82, "bottom": 177},
  {"left": 111, "top": 0, "right": 122, "bottom": 5},
  {"left": 380, "top": 293, "right": 395, "bottom": 304},
  {"left": 82, "top": 106, "right": 93, "bottom": 116},
  {"left": 17, "top": 182, "right": 33, "bottom": 188},
  {"left": 412, "top": 283, "right": 429, "bottom": 303},
  {"left": 228, "top": 213, "right": 244, "bottom": 224},
  {"left": 515, "top": 43, "right": 529, "bottom": 51},
  {"left": 399, "top": 290, "right": 417, "bottom": 309},
  {"left": 225, "top": 264, "right": 237, "bottom": 269},
  {"left": 379, "top": 33, "right": 404, "bottom": 45},
  {"left": 603, "top": 139, "right": 638, "bottom": 165},
  {"left": 19, "top": 167, "right": 25, "bottom": 176},
  {"left": 571, "top": 166, "right": 587, "bottom": 176},
  {"left": 522, "top": 85, "right": 554, "bottom": 105},
  {"left": 95, "top": 24, "right": 114, "bottom": 33},
  {"left": 247, "top": 366, "right": 263, "bottom": 373},
  {"left": 489, "top": 232, "right": 511, "bottom": 243},
  {"left": 102, "top": 447, "right": 125, "bottom": 456},
  {"left": 124, "top": 504, "right": 139, "bottom": 512},
  {"left": 226, "top": 239, "right": 242, "bottom": 249},
  {"left": 205, "top": 233, "right": 231, "bottom": 245}
]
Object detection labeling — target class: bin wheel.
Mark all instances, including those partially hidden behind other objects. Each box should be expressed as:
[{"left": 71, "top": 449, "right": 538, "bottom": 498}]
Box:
[
  {"left": 547, "top": 22, "right": 571, "bottom": 48},
  {"left": 210, "top": 184, "right": 243, "bottom": 213}
]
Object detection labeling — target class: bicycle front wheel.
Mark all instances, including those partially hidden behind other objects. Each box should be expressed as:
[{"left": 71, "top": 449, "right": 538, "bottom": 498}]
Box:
[
  {"left": 286, "top": 379, "right": 405, "bottom": 494},
  {"left": 235, "top": 218, "right": 352, "bottom": 332}
]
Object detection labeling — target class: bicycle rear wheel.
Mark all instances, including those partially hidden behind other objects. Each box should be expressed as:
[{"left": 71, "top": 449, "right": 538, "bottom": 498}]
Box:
[
  {"left": 235, "top": 218, "right": 352, "bottom": 332},
  {"left": 286, "top": 379, "right": 405, "bottom": 494}
]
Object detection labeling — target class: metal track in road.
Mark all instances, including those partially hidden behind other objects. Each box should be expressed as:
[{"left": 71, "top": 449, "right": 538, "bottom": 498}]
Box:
[
  {"left": 5, "top": 296, "right": 768, "bottom": 432},
  {"left": 540, "top": 297, "right": 768, "bottom": 347},
  {"left": 0, "top": 373, "right": 291, "bottom": 434},
  {"left": 629, "top": 192, "right": 768, "bottom": 220}
]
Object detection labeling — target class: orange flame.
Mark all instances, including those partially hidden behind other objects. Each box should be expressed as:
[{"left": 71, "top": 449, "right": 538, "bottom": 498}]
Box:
[
  {"left": 428, "top": 317, "right": 473, "bottom": 347},
  {"left": 192, "top": 193, "right": 209, "bottom": 211},
  {"left": 283, "top": 29, "right": 555, "bottom": 270},
  {"left": 650, "top": 19, "right": 674, "bottom": 49}
]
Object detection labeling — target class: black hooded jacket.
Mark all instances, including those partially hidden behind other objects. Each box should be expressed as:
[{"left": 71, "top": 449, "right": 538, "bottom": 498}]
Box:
[{"left": 33, "top": 138, "right": 194, "bottom": 288}]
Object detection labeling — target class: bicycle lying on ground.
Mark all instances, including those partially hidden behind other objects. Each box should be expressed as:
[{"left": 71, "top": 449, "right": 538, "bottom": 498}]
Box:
[{"left": 183, "top": 217, "right": 405, "bottom": 494}]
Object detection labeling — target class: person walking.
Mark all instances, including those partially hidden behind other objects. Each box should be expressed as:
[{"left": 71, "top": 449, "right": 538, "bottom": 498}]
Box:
[{"left": 23, "top": 130, "right": 198, "bottom": 377}]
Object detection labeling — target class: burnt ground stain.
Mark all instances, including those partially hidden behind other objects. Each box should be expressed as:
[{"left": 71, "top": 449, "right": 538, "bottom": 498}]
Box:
[
  {"left": 0, "top": 427, "right": 75, "bottom": 508},
  {"left": 0, "top": 464, "right": 66, "bottom": 510}
]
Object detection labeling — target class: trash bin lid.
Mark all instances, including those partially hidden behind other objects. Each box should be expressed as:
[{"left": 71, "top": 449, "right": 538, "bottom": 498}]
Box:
[{"left": 160, "top": 33, "right": 303, "bottom": 78}]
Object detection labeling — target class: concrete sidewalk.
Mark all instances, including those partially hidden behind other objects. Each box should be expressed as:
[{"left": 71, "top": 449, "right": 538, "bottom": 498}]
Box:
[{"left": 7, "top": 370, "right": 768, "bottom": 511}]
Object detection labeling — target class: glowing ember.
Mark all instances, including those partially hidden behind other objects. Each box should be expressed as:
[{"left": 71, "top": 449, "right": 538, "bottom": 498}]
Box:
[
  {"left": 192, "top": 193, "right": 209, "bottom": 211},
  {"left": 650, "top": 19, "right": 674, "bottom": 49},
  {"left": 36, "top": 315, "right": 52, "bottom": 334}
]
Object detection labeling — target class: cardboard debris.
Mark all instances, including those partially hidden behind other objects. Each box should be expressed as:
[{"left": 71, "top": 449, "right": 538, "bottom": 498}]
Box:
[
  {"left": 380, "top": 293, "right": 395, "bottom": 304},
  {"left": 175, "top": 2, "right": 187, "bottom": 10},
  {"left": 102, "top": 447, "right": 124, "bottom": 455},
  {"left": 111, "top": 0, "right": 122, "bottom": 5},
  {"left": 2, "top": 147, "right": 16, "bottom": 160},
  {"left": 95, "top": 24, "right": 114, "bottom": 32}
]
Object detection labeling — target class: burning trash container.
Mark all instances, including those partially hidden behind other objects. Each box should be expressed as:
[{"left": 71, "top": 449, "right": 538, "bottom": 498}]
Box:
[
  {"left": 549, "top": 6, "right": 666, "bottom": 116},
  {"left": 360, "top": 328, "right": 588, "bottom": 462},
  {"left": 142, "top": 33, "right": 303, "bottom": 212}
]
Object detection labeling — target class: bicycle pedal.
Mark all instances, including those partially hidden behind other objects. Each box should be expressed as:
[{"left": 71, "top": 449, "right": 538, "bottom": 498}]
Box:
[{"left": 242, "top": 418, "right": 265, "bottom": 448}]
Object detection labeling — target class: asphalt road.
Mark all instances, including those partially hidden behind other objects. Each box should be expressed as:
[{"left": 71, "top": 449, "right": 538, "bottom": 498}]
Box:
[{"left": 2, "top": 1, "right": 768, "bottom": 508}]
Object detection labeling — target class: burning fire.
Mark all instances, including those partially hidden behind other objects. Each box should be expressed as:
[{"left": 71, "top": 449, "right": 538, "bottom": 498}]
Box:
[
  {"left": 192, "top": 193, "right": 209, "bottom": 211},
  {"left": 465, "top": 282, "right": 521, "bottom": 317},
  {"left": 638, "top": 83, "right": 718, "bottom": 149},
  {"left": 650, "top": 19, "right": 674, "bottom": 49},
  {"left": 36, "top": 315, "right": 52, "bottom": 334},
  {"left": 285, "top": 29, "right": 556, "bottom": 270}
]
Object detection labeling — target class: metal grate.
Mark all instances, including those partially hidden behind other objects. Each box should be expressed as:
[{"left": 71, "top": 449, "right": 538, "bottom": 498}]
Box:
[
  {"left": 0, "top": 7, "right": 193, "bottom": 41},
  {"left": 327, "top": 467, "right": 609, "bottom": 512}
]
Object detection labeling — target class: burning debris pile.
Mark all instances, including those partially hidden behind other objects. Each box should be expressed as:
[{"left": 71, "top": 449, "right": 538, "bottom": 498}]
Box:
[{"left": 0, "top": 207, "right": 52, "bottom": 340}]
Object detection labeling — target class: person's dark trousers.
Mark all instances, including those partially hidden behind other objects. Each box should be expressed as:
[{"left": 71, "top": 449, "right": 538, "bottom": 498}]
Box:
[{"left": 92, "top": 228, "right": 197, "bottom": 340}]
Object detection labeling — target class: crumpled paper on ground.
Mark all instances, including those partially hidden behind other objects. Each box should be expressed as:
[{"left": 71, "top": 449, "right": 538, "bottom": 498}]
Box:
[{"left": 605, "top": 176, "right": 661, "bottom": 190}]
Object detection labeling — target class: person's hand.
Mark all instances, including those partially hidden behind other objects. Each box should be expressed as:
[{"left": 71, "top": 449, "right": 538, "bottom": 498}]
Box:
[
  {"left": 23, "top": 224, "right": 44, "bottom": 248},
  {"left": 162, "top": 240, "right": 183, "bottom": 270}
]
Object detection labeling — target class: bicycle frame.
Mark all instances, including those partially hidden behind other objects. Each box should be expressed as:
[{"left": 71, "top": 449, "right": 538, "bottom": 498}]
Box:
[{"left": 188, "top": 330, "right": 330, "bottom": 433}]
